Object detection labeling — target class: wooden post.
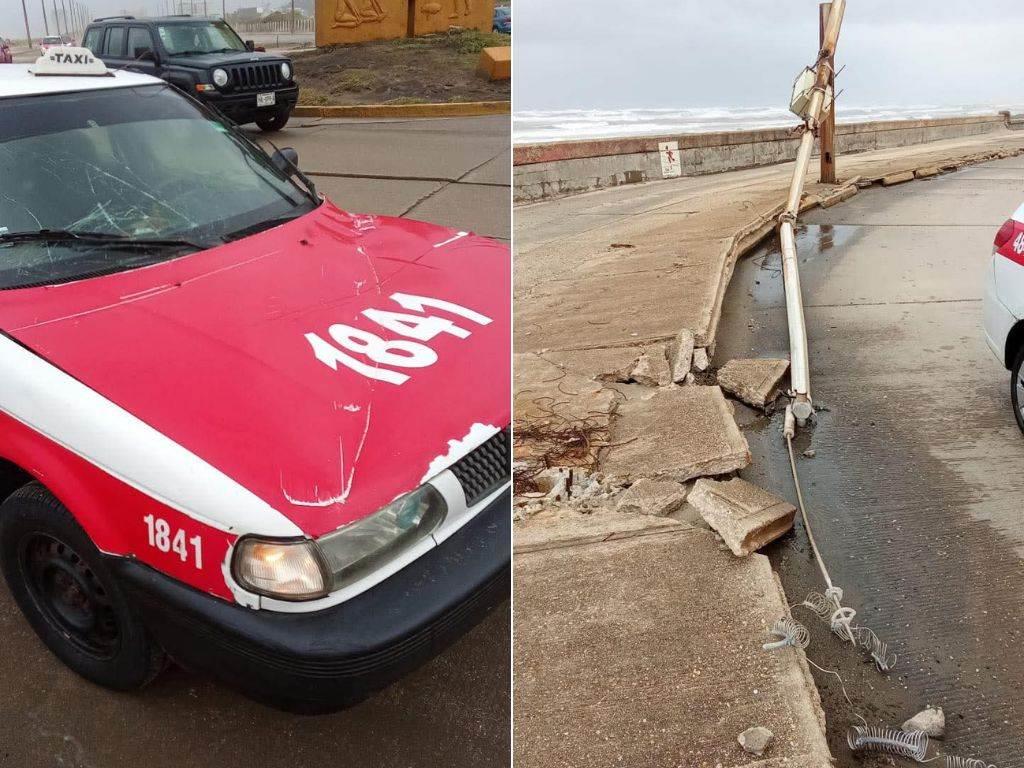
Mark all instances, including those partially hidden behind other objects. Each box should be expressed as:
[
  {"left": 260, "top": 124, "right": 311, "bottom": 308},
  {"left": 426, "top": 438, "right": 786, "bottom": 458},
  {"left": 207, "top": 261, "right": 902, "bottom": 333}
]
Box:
[
  {"left": 20, "top": 0, "right": 32, "bottom": 47},
  {"left": 819, "top": 2, "right": 837, "bottom": 183}
]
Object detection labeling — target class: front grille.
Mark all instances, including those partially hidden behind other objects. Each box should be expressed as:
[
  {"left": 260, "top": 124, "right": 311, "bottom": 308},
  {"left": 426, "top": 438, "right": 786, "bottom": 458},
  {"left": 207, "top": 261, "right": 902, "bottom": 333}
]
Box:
[
  {"left": 228, "top": 62, "right": 284, "bottom": 91},
  {"left": 450, "top": 428, "right": 510, "bottom": 507}
]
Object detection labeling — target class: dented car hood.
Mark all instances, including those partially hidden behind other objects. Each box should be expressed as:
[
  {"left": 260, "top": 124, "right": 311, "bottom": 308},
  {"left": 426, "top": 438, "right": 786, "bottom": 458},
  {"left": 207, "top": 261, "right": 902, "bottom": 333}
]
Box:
[{"left": 0, "top": 202, "right": 510, "bottom": 538}]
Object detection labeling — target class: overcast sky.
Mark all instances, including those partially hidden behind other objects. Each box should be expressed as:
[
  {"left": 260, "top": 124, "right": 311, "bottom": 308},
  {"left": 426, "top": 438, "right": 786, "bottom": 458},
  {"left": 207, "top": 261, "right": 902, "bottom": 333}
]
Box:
[
  {"left": 513, "top": 0, "right": 1024, "bottom": 111},
  {"left": 2, "top": 0, "right": 257, "bottom": 40}
]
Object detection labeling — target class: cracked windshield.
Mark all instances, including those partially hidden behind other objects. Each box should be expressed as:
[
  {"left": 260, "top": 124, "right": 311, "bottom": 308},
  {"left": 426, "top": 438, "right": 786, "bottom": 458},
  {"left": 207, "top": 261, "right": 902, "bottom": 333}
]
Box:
[{"left": 0, "top": 84, "right": 314, "bottom": 288}]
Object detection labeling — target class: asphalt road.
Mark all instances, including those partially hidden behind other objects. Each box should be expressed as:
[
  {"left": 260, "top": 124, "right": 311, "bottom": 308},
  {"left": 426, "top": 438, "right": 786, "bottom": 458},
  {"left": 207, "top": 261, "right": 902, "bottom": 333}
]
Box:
[
  {"left": 0, "top": 94, "right": 510, "bottom": 767},
  {"left": 717, "top": 157, "right": 1024, "bottom": 766},
  {"left": 250, "top": 115, "right": 510, "bottom": 241}
]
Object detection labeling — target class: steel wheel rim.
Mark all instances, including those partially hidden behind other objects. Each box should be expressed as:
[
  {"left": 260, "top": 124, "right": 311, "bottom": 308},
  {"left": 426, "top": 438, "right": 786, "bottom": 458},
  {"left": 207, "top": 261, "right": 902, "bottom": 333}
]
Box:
[{"left": 19, "top": 533, "right": 120, "bottom": 659}]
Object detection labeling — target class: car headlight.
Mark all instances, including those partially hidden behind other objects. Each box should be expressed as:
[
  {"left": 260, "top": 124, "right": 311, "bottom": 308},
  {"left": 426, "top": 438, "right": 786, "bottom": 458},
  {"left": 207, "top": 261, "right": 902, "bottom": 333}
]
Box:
[
  {"left": 317, "top": 484, "right": 446, "bottom": 591},
  {"left": 232, "top": 538, "right": 328, "bottom": 600},
  {"left": 280, "top": 61, "right": 291, "bottom": 80},
  {"left": 211, "top": 68, "right": 228, "bottom": 88}
]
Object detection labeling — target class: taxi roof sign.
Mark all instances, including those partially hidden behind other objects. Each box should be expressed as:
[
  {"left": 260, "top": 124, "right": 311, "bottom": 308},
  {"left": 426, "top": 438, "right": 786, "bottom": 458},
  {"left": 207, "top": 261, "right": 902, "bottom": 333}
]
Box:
[{"left": 29, "top": 46, "right": 110, "bottom": 77}]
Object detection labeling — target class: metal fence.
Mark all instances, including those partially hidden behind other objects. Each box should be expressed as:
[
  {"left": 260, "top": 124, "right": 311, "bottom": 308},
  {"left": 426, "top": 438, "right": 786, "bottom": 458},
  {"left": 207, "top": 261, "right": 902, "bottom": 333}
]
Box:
[{"left": 233, "top": 18, "right": 315, "bottom": 34}]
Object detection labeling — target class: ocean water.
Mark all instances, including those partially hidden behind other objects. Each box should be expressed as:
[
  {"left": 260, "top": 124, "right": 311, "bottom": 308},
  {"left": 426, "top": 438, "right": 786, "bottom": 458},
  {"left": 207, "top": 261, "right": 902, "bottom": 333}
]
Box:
[{"left": 513, "top": 104, "right": 1024, "bottom": 144}]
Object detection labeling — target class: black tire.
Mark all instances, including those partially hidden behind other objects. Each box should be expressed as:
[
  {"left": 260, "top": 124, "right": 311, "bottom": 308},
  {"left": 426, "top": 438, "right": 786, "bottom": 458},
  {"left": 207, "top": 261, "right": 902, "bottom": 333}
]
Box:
[
  {"left": 1012, "top": 346, "right": 1024, "bottom": 435},
  {"left": 255, "top": 110, "right": 290, "bottom": 132},
  {"left": 0, "top": 483, "right": 166, "bottom": 690}
]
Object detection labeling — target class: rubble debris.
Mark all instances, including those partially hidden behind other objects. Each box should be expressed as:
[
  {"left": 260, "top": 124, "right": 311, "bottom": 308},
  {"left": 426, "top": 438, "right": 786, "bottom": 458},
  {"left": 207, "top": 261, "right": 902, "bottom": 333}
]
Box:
[
  {"left": 689, "top": 477, "right": 795, "bottom": 556},
  {"left": 881, "top": 170, "right": 915, "bottom": 186},
  {"left": 600, "top": 387, "right": 750, "bottom": 484},
  {"left": 630, "top": 348, "right": 671, "bottom": 387},
  {"left": 683, "top": 372, "right": 696, "bottom": 386},
  {"left": 717, "top": 358, "right": 790, "bottom": 409},
  {"left": 595, "top": 355, "right": 640, "bottom": 384},
  {"left": 855, "top": 177, "right": 874, "bottom": 189},
  {"left": 615, "top": 478, "right": 689, "bottom": 517},
  {"left": 914, "top": 166, "right": 940, "bottom": 179},
  {"left": 902, "top": 707, "right": 945, "bottom": 739},
  {"left": 666, "top": 329, "right": 695, "bottom": 383},
  {"left": 738, "top": 726, "right": 774, "bottom": 756},
  {"left": 692, "top": 347, "right": 710, "bottom": 372},
  {"left": 820, "top": 184, "right": 857, "bottom": 208},
  {"left": 802, "top": 449, "right": 816, "bottom": 459}
]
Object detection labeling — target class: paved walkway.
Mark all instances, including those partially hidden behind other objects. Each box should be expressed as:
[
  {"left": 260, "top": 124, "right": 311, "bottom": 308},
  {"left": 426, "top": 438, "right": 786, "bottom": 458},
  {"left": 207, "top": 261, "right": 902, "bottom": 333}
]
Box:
[{"left": 513, "top": 129, "right": 1024, "bottom": 768}]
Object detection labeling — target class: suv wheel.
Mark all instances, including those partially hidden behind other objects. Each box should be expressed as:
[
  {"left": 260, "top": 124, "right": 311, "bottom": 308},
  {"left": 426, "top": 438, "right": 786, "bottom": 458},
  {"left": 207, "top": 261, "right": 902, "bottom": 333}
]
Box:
[
  {"left": 0, "top": 483, "right": 166, "bottom": 690},
  {"left": 256, "top": 110, "right": 290, "bottom": 132}
]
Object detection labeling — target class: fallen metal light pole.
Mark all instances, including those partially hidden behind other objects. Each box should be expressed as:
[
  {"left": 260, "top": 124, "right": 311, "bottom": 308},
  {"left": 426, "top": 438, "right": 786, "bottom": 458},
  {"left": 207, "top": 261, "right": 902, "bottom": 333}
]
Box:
[{"left": 779, "top": 0, "right": 846, "bottom": 424}]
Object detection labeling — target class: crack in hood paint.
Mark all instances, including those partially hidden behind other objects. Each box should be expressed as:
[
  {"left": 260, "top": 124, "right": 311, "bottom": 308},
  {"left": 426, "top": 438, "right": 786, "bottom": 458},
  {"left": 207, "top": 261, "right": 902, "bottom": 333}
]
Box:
[{"left": 0, "top": 201, "right": 510, "bottom": 538}]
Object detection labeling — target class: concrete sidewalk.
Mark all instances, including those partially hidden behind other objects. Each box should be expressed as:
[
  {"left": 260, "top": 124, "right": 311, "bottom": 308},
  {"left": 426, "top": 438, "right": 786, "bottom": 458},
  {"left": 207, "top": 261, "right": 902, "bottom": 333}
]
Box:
[
  {"left": 513, "top": 128, "right": 1024, "bottom": 768},
  {"left": 514, "top": 513, "right": 831, "bottom": 768}
]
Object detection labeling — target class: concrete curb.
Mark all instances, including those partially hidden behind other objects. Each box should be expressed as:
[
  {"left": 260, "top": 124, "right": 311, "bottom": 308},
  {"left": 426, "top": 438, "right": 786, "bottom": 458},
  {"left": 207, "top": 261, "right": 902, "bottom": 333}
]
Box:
[{"left": 293, "top": 101, "right": 510, "bottom": 119}]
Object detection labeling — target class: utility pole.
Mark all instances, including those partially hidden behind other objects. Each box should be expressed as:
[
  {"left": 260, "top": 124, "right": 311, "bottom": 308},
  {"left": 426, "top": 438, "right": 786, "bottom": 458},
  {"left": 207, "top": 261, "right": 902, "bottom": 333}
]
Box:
[
  {"left": 39, "top": 0, "right": 50, "bottom": 34},
  {"left": 61, "top": 0, "right": 69, "bottom": 37},
  {"left": 290, "top": 0, "right": 294, "bottom": 33},
  {"left": 53, "top": 0, "right": 62, "bottom": 34},
  {"left": 20, "top": 0, "right": 32, "bottom": 46},
  {"left": 779, "top": 0, "right": 846, "bottom": 424},
  {"left": 818, "top": 2, "right": 838, "bottom": 184}
]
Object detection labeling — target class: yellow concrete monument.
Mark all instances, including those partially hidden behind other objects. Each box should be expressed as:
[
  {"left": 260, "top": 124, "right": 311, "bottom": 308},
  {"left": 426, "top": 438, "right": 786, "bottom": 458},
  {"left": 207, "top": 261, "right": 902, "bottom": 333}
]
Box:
[
  {"left": 315, "top": 0, "right": 493, "bottom": 46},
  {"left": 411, "top": 0, "right": 492, "bottom": 36}
]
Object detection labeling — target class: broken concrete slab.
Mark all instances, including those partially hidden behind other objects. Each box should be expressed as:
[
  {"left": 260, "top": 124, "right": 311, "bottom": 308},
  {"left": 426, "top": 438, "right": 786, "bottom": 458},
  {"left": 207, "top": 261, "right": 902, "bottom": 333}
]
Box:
[
  {"left": 820, "top": 184, "right": 858, "bottom": 208},
  {"left": 717, "top": 358, "right": 790, "bottom": 409},
  {"left": 514, "top": 506, "right": 686, "bottom": 553},
  {"left": 689, "top": 477, "right": 796, "bottom": 556},
  {"left": 600, "top": 386, "right": 750, "bottom": 483},
  {"left": 513, "top": 526, "right": 832, "bottom": 767},
  {"left": 666, "top": 328, "right": 695, "bottom": 383},
  {"left": 513, "top": 352, "right": 617, "bottom": 472},
  {"left": 615, "top": 478, "right": 689, "bottom": 516},
  {"left": 630, "top": 347, "right": 670, "bottom": 387},
  {"left": 882, "top": 170, "right": 915, "bottom": 186},
  {"left": 915, "top": 165, "right": 940, "bottom": 179}
]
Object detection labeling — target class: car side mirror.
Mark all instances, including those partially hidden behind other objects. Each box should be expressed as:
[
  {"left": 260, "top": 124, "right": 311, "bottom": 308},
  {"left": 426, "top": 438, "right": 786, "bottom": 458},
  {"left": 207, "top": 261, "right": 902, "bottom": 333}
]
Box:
[
  {"left": 245, "top": 39, "right": 255, "bottom": 51},
  {"left": 271, "top": 147, "right": 299, "bottom": 174}
]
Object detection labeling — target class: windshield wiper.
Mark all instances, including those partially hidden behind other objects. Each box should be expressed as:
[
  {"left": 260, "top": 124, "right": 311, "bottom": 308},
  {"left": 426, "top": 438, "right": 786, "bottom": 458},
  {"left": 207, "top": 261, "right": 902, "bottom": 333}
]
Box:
[
  {"left": 0, "top": 230, "right": 206, "bottom": 250},
  {"left": 168, "top": 50, "right": 208, "bottom": 57},
  {"left": 221, "top": 215, "right": 304, "bottom": 242}
]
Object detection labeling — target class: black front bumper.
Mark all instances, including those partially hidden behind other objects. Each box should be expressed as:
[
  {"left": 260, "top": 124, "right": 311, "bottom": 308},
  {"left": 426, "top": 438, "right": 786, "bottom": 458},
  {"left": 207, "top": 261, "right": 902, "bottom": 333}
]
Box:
[
  {"left": 113, "top": 488, "right": 510, "bottom": 714},
  {"left": 201, "top": 84, "right": 299, "bottom": 124}
]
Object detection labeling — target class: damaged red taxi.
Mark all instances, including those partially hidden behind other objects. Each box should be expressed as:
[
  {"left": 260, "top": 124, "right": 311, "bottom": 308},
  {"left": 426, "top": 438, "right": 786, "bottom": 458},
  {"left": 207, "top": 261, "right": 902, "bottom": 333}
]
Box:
[{"left": 0, "top": 49, "right": 510, "bottom": 712}]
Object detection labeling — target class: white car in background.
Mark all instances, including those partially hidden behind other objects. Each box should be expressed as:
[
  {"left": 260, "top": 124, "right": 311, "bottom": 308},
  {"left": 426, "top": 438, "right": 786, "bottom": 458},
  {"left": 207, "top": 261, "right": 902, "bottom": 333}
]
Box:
[
  {"left": 983, "top": 205, "right": 1024, "bottom": 431},
  {"left": 38, "top": 35, "right": 63, "bottom": 55}
]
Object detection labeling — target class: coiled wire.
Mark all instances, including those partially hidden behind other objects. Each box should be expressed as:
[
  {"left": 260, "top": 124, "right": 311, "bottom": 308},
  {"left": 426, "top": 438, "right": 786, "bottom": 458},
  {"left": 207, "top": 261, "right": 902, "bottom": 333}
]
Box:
[
  {"left": 945, "top": 758, "right": 999, "bottom": 768},
  {"left": 847, "top": 725, "right": 928, "bottom": 761},
  {"left": 783, "top": 409, "right": 897, "bottom": 672},
  {"left": 763, "top": 617, "right": 810, "bottom": 650}
]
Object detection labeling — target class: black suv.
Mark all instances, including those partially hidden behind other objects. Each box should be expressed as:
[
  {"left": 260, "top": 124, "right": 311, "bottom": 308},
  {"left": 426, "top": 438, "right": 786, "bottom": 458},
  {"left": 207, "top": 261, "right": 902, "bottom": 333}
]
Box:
[{"left": 82, "top": 15, "right": 299, "bottom": 131}]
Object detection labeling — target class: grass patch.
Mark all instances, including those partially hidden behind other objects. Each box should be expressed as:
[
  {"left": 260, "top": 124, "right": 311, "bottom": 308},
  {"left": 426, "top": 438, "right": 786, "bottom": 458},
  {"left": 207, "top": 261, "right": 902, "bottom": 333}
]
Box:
[
  {"left": 297, "top": 86, "right": 331, "bottom": 106},
  {"left": 334, "top": 68, "right": 378, "bottom": 91},
  {"left": 444, "top": 30, "right": 510, "bottom": 55}
]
